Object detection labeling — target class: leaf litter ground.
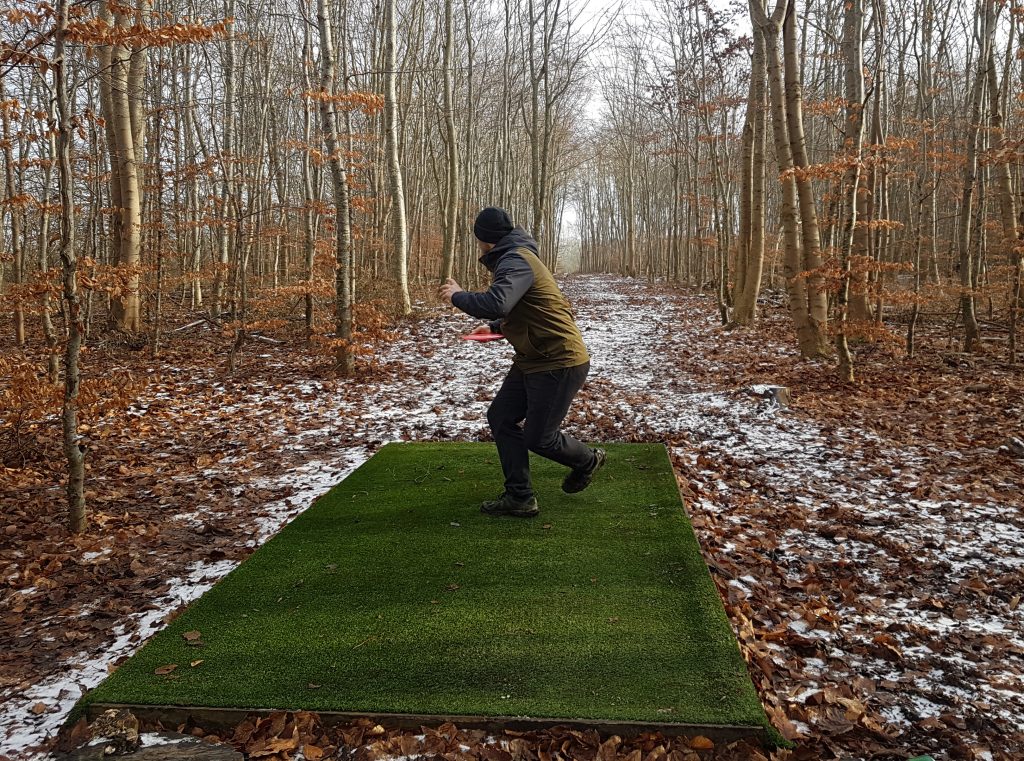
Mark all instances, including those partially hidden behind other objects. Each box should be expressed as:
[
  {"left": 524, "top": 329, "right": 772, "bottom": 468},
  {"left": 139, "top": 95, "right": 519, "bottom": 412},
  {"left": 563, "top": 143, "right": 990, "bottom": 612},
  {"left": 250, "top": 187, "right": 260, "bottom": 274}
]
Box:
[{"left": 1, "top": 275, "right": 1022, "bottom": 760}]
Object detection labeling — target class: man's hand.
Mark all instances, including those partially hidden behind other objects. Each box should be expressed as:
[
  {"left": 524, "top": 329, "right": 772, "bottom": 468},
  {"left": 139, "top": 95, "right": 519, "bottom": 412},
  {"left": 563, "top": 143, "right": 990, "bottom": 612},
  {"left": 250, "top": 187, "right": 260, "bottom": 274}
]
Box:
[
  {"left": 469, "top": 324, "right": 493, "bottom": 336},
  {"left": 438, "top": 277, "right": 464, "bottom": 303}
]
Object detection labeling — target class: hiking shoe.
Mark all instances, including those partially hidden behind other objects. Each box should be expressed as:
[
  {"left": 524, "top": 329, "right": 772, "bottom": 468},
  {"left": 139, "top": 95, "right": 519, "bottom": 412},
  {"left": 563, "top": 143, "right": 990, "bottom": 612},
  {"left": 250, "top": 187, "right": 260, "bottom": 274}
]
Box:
[
  {"left": 562, "top": 448, "right": 606, "bottom": 493},
  {"left": 480, "top": 493, "right": 539, "bottom": 518}
]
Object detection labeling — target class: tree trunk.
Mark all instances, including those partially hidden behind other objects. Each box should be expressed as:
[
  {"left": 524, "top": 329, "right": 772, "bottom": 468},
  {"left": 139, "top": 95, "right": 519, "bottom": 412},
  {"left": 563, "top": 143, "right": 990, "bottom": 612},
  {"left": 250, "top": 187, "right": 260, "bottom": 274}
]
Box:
[
  {"left": 2, "top": 79, "right": 26, "bottom": 345},
  {"left": 39, "top": 102, "right": 60, "bottom": 382},
  {"left": 108, "top": 7, "right": 143, "bottom": 331},
  {"left": 986, "top": 39, "right": 1020, "bottom": 359},
  {"left": 752, "top": 0, "right": 822, "bottom": 358},
  {"left": 835, "top": 0, "right": 866, "bottom": 382},
  {"left": 317, "top": 0, "right": 354, "bottom": 373},
  {"left": 782, "top": 0, "right": 828, "bottom": 355},
  {"left": 958, "top": 0, "right": 994, "bottom": 352},
  {"left": 384, "top": 0, "right": 412, "bottom": 315},
  {"left": 302, "top": 30, "right": 317, "bottom": 339},
  {"left": 732, "top": 16, "right": 767, "bottom": 326},
  {"left": 212, "top": 0, "right": 236, "bottom": 318},
  {"left": 54, "top": 0, "right": 87, "bottom": 532},
  {"left": 440, "top": 0, "right": 461, "bottom": 282}
]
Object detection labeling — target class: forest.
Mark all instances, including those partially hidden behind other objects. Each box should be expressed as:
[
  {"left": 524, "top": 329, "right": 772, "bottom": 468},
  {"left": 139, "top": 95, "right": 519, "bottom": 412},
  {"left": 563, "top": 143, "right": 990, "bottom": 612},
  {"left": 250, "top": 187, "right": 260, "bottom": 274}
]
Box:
[{"left": 1, "top": 0, "right": 1022, "bottom": 759}]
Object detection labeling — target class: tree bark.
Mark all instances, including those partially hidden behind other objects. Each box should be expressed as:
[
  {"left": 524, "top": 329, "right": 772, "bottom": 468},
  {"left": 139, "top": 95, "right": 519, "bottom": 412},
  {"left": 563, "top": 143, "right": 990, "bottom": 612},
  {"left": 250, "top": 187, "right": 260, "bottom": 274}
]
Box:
[
  {"left": 835, "top": 0, "right": 866, "bottom": 382},
  {"left": 1, "top": 78, "right": 25, "bottom": 345},
  {"left": 986, "top": 38, "right": 1020, "bottom": 359},
  {"left": 732, "top": 14, "right": 767, "bottom": 326},
  {"left": 317, "top": 0, "right": 354, "bottom": 373},
  {"left": 782, "top": 0, "right": 828, "bottom": 355},
  {"left": 107, "top": 6, "right": 143, "bottom": 331},
  {"left": 752, "top": 0, "right": 823, "bottom": 358},
  {"left": 440, "top": 0, "right": 461, "bottom": 282},
  {"left": 384, "top": 0, "right": 412, "bottom": 315},
  {"left": 302, "top": 29, "right": 317, "bottom": 339},
  {"left": 958, "top": 0, "right": 994, "bottom": 352},
  {"left": 54, "top": 0, "right": 87, "bottom": 532}
]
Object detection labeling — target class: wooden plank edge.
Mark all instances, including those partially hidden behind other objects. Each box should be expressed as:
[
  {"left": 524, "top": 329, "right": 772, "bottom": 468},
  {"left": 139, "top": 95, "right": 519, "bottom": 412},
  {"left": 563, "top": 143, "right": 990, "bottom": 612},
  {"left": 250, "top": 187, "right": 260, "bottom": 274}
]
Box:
[{"left": 86, "top": 703, "right": 769, "bottom": 744}]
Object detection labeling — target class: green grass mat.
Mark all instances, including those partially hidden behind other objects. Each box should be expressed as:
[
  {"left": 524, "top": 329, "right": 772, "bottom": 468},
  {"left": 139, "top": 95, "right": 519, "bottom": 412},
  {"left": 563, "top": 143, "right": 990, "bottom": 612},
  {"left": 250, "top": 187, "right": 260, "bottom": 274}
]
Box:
[{"left": 81, "top": 443, "right": 768, "bottom": 729}]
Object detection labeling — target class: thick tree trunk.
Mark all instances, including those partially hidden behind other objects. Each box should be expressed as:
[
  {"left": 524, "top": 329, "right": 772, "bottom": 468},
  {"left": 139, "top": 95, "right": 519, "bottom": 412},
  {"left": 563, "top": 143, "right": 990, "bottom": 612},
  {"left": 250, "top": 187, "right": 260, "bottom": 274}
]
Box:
[
  {"left": 107, "top": 7, "right": 143, "bottom": 331},
  {"left": 752, "top": 0, "right": 823, "bottom": 358},
  {"left": 782, "top": 0, "right": 828, "bottom": 355}
]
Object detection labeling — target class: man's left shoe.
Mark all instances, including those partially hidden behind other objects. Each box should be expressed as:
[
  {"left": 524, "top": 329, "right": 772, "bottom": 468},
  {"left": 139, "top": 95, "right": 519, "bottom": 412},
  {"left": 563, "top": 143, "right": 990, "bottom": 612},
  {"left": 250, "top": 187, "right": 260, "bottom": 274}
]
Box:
[
  {"left": 480, "top": 493, "right": 540, "bottom": 518},
  {"left": 562, "top": 448, "right": 606, "bottom": 493}
]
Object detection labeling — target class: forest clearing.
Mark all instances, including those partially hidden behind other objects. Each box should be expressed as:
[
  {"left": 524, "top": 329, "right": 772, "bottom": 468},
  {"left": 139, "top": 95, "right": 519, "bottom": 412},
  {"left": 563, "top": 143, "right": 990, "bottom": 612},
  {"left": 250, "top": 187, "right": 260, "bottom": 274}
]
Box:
[{"left": 2, "top": 0, "right": 1023, "bottom": 758}]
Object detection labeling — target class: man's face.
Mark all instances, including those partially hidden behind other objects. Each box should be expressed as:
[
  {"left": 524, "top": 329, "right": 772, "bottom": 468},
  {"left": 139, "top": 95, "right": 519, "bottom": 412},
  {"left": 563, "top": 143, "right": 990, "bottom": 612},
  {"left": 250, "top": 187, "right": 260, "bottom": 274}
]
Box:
[{"left": 477, "top": 239, "right": 495, "bottom": 255}]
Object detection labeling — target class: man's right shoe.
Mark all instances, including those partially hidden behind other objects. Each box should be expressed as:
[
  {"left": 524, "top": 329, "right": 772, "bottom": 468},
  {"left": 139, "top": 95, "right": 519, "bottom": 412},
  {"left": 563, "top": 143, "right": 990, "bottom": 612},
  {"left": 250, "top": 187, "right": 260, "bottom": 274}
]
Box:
[
  {"left": 480, "top": 493, "right": 539, "bottom": 518},
  {"left": 562, "top": 448, "right": 606, "bottom": 493}
]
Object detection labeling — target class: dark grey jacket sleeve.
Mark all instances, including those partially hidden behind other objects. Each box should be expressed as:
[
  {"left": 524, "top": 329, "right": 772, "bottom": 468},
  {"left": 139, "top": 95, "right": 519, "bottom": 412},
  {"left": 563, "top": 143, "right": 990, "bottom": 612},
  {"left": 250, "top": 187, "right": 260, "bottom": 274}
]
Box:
[{"left": 451, "top": 253, "right": 534, "bottom": 321}]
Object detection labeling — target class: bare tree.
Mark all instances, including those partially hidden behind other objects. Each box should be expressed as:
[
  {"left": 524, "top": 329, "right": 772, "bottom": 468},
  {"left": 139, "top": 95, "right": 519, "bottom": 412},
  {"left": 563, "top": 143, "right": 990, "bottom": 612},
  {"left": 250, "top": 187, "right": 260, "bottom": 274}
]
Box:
[{"left": 384, "top": 0, "right": 412, "bottom": 314}]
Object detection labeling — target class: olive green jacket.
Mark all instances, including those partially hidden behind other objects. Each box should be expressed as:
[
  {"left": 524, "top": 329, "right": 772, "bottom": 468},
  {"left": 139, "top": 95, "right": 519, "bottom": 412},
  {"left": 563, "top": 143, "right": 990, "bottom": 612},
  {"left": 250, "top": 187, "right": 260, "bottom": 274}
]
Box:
[{"left": 451, "top": 228, "right": 589, "bottom": 373}]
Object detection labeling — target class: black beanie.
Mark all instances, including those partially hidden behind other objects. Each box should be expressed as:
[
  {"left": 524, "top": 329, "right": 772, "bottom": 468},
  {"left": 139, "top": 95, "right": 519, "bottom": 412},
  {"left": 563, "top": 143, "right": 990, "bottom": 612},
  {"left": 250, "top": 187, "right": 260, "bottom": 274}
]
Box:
[{"left": 473, "top": 207, "right": 514, "bottom": 244}]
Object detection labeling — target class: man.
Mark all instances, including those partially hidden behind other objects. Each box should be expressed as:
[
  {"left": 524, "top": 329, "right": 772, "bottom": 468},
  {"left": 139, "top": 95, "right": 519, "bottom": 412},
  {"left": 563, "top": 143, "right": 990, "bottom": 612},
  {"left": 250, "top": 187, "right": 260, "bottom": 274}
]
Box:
[{"left": 439, "top": 207, "right": 605, "bottom": 518}]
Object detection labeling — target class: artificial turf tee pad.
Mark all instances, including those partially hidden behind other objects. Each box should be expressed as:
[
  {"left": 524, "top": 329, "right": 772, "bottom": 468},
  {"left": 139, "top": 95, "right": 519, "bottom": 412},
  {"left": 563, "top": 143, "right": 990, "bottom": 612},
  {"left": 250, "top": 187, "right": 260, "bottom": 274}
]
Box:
[{"left": 82, "top": 443, "right": 769, "bottom": 735}]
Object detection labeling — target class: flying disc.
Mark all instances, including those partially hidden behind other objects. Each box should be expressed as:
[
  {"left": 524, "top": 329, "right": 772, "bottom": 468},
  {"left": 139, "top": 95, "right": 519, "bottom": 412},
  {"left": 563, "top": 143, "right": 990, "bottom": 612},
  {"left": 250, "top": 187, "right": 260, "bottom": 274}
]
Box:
[{"left": 461, "top": 332, "right": 505, "bottom": 342}]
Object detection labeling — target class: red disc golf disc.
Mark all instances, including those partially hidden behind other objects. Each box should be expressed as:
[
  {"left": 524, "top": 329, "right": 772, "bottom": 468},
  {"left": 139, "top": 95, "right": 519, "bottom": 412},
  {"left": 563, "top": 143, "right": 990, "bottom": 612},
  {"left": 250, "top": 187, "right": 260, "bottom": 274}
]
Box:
[{"left": 461, "top": 333, "right": 505, "bottom": 342}]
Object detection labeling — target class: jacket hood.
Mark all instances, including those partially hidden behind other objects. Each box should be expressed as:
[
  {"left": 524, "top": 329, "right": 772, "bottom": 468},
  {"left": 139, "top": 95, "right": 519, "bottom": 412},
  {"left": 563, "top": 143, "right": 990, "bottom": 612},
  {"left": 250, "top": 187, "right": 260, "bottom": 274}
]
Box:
[{"left": 479, "top": 227, "right": 538, "bottom": 272}]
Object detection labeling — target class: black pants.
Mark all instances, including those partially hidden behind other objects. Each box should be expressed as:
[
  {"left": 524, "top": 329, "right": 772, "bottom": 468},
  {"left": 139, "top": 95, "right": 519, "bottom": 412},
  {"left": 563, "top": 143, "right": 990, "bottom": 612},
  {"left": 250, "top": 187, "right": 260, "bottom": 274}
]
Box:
[{"left": 486, "top": 362, "right": 594, "bottom": 500}]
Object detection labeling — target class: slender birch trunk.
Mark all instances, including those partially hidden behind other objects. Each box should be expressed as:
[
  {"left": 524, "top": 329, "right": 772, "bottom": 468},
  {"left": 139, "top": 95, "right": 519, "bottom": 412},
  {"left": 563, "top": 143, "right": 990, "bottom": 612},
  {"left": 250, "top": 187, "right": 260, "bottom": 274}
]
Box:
[
  {"left": 384, "top": 0, "right": 412, "bottom": 314},
  {"left": 317, "top": 0, "right": 354, "bottom": 372},
  {"left": 440, "top": 0, "right": 461, "bottom": 282},
  {"left": 958, "top": 0, "right": 994, "bottom": 352},
  {"left": 302, "top": 29, "right": 317, "bottom": 339}
]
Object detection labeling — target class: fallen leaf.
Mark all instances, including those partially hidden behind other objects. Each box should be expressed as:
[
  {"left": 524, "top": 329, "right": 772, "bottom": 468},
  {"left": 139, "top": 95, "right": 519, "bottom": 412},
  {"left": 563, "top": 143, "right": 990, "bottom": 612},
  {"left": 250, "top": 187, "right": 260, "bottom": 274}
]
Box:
[
  {"left": 154, "top": 664, "right": 177, "bottom": 675},
  {"left": 31, "top": 702, "right": 47, "bottom": 715},
  {"left": 689, "top": 735, "right": 714, "bottom": 750}
]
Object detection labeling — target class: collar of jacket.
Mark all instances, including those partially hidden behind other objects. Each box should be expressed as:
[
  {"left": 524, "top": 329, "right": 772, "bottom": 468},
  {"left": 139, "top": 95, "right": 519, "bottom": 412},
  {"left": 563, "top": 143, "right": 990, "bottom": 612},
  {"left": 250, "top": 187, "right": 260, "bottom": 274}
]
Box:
[{"left": 478, "top": 227, "right": 539, "bottom": 272}]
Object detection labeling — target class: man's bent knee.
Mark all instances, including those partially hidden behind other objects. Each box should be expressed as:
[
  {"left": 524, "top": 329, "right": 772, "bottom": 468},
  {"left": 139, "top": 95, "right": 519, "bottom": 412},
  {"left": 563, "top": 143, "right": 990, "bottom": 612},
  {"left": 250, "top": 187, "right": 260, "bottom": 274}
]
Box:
[
  {"left": 488, "top": 406, "right": 521, "bottom": 433},
  {"left": 525, "top": 430, "right": 560, "bottom": 455}
]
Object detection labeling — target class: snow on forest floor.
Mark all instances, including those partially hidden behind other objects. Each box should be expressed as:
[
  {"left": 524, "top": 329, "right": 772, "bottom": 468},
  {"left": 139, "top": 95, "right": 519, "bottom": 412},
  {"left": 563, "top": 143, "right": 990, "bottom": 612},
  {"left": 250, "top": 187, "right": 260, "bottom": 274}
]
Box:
[{"left": 2, "top": 274, "right": 1022, "bottom": 759}]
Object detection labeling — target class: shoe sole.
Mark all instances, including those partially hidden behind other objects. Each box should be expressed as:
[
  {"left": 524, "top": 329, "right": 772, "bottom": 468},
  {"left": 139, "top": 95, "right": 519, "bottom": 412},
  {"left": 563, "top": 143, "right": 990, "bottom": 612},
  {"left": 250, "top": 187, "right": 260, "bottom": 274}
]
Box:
[
  {"left": 480, "top": 507, "right": 539, "bottom": 518},
  {"left": 480, "top": 501, "right": 539, "bottom": 518}
]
